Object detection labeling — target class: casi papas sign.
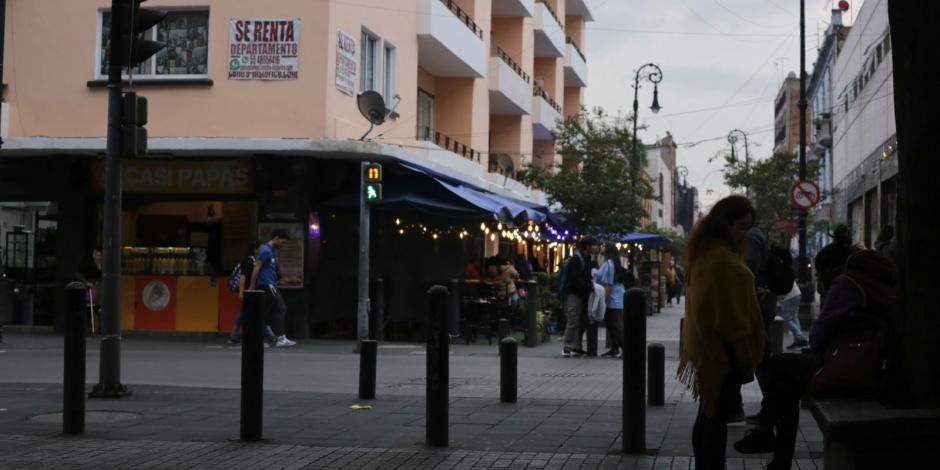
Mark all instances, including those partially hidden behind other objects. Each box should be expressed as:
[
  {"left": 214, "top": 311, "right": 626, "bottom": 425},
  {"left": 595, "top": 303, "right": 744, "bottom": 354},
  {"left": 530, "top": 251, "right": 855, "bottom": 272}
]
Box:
[
  {"left": 92, "top": 160, "right": 253, "bottom": 194},
  {"left": 229, "top": 19, "right": 301, "bottom": 80}
]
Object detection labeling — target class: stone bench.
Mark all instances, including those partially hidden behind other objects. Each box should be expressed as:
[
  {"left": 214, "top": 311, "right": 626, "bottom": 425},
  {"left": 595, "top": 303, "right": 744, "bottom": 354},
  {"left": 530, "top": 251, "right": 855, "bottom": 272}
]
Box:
[{"left": 805, "top": 396, "right": 940, "bottom": 469}]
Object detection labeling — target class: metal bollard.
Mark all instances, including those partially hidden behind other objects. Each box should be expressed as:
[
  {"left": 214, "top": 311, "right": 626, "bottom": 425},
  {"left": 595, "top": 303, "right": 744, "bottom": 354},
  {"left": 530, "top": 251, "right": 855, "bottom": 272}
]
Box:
[
  {"left": 63, "top": 283, "right": 87, "bottom": 435},
  {"left": 771, "top": 317, "right": 784, "bottom": 355},
  {"left": 622, "top": 288, "right": 647, "bottom": 454},
  {"left": 426, "top": 285, "right": 450, "bottom": 447},
  {"left": 647, "top": 343, "right": 665, "bottom": 406},
  {"left": 500, "top": 337, "right": 518, "bottom": 403},
  {"left": 679, "top": 317, "right": 684, "bottom": 356},
  {"left": 374, "top": 278, "right": 385, "bottom": 341},
  {"left": 449, "top": 279, "right": 461, "bottom": 337},
  {"left": 240, "top": 290, "right": 265, "bottom": 442},
  {"left": 525, "top": 282, "right": 538, "bottom": 348},
  {"left": 359, "top": 339, "right": 377, "bottom": 400},
  {"left": 498, "top": 318, "right": 510, "bottom": 341},
  {"left": 586, "top": 321, "right": 598, "bottom": 357}
]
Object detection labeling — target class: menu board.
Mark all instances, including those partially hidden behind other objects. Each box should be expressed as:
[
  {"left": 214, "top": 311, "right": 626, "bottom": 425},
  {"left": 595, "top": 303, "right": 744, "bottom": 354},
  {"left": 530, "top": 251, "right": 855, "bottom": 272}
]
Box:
[{"left": 257, "top": 223, "right": 304, "bottom": 288}]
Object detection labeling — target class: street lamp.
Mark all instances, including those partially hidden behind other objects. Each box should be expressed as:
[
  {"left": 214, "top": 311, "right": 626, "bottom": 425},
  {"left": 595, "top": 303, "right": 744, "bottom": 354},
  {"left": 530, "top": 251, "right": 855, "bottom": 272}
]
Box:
[
  {"left": 727, "top": 128, "right": 750, "bottom": 197},
  {"left": 631, "top": 63, "right": 663, "bottom": 223}
]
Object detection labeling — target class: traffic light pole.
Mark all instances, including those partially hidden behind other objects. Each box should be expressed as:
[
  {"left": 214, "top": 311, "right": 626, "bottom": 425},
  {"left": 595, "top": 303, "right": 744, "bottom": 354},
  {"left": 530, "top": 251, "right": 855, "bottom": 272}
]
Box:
[
  {"left": 91, "top": 0, "right": 130, "bottom": 398},
  {"left": 357, "top": 161, "right": 371, "bottom": 343}
]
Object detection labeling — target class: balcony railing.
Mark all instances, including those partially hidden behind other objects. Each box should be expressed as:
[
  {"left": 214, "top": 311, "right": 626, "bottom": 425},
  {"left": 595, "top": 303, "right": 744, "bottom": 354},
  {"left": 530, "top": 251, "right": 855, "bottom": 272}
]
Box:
[
  {"left": 535, "top": 0, "right": 564, "bottom": 28},
  {"left": 533, "top": 84, "right": 562, "bottom": 114},
  {"left": 417, "top": 125, "right": 482, "bottom": 162},
  {"left": 494, "top": 46, "right": 530, "bottom": 83},
  {"left": 566, "top": 36, "right": 586, "bottom": 62},
  {"left": 439, "top": 0, "right": 483, "bottom": 39}
]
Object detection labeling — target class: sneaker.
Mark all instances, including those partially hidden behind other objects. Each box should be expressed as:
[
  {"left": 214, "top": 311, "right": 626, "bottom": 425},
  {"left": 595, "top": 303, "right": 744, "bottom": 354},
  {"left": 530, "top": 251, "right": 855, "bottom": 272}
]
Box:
[
  {"left": 227, "top": 338, "right": 241, "bottom": 345},
  {"left": 733, "top": 428, "right": 775, "bottom": 454},
  {"left": 601, "top": 349, "right": 620, "bottom": 357},
  {"left": 786, "top": 338, "right": 809, "bottom": 350},
  {"left": 562, "top": 348, "right": 573, "bottom": 358},
  {"left": 275, "top": 335, "right": 296, "bottom": 347},
  {"left": 569, "top": 347, "right": 586, "bottom": 356},
  {"left": 728, "top": 409, "right": 746, "bottom": 423}
]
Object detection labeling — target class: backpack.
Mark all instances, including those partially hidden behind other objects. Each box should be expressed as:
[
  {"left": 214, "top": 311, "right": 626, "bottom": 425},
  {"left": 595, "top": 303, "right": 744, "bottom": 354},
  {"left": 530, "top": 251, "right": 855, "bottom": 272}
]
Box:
[
  {"left": 764, "top": 244, "right": 795, "bottom": 295},
  {"left": 227, "top": 256, "right": 253, "bottom": 293},
  {"left": 555, "top": 257, "right": 571, "bottom": 299}
]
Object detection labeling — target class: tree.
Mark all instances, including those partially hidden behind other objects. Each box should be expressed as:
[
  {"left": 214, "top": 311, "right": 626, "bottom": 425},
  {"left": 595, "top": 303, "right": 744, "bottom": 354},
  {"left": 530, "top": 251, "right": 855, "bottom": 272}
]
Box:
[
  {"left": 715, "top": 150, "right": 818, "bottom": 240},
  {"left": 517, "top": 108, "right": 653, "bottom": 235},
  {"left": 887, "top": 0, "right": 940, "bottom": 407}
]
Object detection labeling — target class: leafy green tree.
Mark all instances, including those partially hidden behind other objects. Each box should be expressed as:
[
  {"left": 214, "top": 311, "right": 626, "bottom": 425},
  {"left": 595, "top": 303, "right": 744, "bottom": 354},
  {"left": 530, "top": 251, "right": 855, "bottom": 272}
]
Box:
[
  {"left": 517, "top": 108, "right": 653, "bottom": 234},
  {"left": 716, "top": 150, "right": 818, "bottom": 240}
]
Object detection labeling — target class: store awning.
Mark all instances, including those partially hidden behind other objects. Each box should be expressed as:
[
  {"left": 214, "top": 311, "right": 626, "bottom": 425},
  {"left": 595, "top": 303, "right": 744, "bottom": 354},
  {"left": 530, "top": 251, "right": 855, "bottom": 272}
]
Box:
[{"left": 622, "top": 232, "right": 672, "bottom": 248}]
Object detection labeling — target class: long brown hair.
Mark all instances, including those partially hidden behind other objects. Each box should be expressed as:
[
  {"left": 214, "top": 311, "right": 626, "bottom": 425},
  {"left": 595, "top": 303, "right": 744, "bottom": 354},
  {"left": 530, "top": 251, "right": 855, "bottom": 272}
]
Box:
[{"left": 683, "top": 195, "right": 756, "bottom": 270}]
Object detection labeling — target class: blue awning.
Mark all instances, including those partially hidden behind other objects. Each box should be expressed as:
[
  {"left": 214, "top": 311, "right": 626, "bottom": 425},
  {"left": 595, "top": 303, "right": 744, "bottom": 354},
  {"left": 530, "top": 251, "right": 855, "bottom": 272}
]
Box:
[{"left": 622, "top": 232, "right": 672, "bottom": 248}]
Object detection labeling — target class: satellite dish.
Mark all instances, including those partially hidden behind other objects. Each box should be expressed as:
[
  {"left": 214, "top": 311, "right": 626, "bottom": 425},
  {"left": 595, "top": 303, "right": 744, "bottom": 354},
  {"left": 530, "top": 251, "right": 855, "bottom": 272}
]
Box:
[
  {"left": 357, "top": 91, "right": 387, "bottom": 140},
  {"left": 495, "top": 154, "right": 515, "bottom": 185}
]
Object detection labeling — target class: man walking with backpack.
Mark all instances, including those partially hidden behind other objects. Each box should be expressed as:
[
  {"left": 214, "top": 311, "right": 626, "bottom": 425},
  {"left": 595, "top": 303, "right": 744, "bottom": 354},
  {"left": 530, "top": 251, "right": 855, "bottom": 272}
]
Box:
[
  {"left": 559, "top": 236, "right": 599, "bottom": 357},
  {"left": 250, "top": 229, "right": 296, "bottom": 348}
]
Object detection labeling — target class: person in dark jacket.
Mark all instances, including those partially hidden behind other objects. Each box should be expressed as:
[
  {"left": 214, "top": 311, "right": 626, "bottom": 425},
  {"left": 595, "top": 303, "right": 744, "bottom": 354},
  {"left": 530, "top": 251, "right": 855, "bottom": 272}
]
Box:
[{"left": 560, "top": 236, "right": 599, "bottom": 357}]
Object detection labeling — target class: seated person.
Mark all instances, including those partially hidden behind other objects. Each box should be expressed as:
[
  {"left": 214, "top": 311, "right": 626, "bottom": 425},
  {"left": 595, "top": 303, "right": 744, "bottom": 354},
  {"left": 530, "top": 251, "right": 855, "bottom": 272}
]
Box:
[{"left": 484, "top": 256, "right": 520, "bottom": 307}]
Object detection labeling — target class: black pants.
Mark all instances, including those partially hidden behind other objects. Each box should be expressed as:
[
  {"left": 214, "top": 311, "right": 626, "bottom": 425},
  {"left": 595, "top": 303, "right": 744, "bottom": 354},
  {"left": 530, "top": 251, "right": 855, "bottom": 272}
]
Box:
[
  {"left": 604, "top": 308, "right": 622, "bottom": 350},
  {"left": 263, "top": 285, "right": 287, "bottom": 337},
  {"left": 759, "top": 353, "right": 816, "bottom": 468},
  {"left": 692, "top": 368, "right": 741, "bottom": 470}
]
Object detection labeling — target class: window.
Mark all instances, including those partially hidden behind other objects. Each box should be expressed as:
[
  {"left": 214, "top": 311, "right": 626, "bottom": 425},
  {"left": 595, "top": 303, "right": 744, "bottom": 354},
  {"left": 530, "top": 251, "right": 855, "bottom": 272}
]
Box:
[
  {"left": 417, "top": 90, "right": 434, "bottom": 140},
  {"left": 98, "top": 9, "right": 209, "bottom": 78},
  {"left": 383, "top": 43, "right": 396, "bottom": 103},
  {"left": 360, "top": 30, "right": 379, "bottom": 92}
]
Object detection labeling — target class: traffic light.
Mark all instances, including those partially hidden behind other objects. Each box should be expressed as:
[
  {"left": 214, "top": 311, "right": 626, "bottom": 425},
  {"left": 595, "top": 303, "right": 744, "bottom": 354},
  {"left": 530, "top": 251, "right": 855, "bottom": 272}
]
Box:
[
  {"left": 363, "top": 163, "right": 382, "bottom": 203},
  {"left": 122, "top": 92, "right": 148, "bottom": 156},
  {"left": 111, "top": 0, "right": 167, "bottom": 68}
]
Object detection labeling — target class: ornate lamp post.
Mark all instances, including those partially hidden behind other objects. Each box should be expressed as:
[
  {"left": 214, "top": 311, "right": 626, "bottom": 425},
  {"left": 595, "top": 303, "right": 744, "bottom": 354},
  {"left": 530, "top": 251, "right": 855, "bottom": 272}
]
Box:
[
  {"left": 727, "top": 128, "right": 751, "bottom": 197},
  {"left": 631, "top": 63, "right": 663, "bottom": 224}
]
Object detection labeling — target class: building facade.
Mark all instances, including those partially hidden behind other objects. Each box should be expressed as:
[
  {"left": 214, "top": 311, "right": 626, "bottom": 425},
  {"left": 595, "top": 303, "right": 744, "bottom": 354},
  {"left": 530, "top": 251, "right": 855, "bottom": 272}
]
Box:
[
  {"left": 773, "top": 72, "right": 813, "bottom": 155},
  {"left": 643, "top": 132, "right": 681, "bottom": 234},
  {"left": 0, "top": 0, "right": 593, "bottom": 334},
  {"left": 829, "top": 0, "right": 896, "bottom": 248},
  {"left": 807, "top": 8, "right": 850, "bottom": 251}
]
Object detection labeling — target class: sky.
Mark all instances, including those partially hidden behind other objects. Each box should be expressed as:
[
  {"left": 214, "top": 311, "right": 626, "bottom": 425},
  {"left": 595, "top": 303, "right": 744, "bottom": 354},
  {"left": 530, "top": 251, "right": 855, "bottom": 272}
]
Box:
[{"left": 583, "top": 0, "right": 861, "bottom": 211}]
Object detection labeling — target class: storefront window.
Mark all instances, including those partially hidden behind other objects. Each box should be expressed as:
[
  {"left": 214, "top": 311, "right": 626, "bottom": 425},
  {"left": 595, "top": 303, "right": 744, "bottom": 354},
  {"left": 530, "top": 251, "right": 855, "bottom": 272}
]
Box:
[{"left": 99, "top": 9, "right": 210, "bottom": 78}]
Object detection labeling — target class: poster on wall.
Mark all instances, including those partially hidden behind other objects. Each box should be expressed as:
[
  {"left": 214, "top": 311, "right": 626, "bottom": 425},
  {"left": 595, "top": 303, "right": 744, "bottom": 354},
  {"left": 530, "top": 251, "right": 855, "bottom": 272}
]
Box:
[
  {"left": 257, "top": 223, "right": 304, "bottom": 288},
  {"left": 335, "top": 29, "right": 357, "bottom": 95},
  {"left": 229, "top": 19, "right": 301, "bottom": 80}
]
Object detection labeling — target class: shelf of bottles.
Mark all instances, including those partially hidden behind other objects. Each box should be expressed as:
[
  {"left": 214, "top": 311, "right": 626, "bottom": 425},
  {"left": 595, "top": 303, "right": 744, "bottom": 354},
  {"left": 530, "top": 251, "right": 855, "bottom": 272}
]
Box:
[{"left": 122, "top": 246, "right": 206, "bottom": 276}]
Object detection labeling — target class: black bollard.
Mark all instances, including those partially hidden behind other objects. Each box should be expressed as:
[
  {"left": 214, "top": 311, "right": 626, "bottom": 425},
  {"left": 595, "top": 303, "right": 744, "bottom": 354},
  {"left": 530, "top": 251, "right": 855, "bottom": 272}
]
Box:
[
  {"left": 586, "top": 321, "right": 598, "bottom": 357},
  {"left": 622, "top": 288, "right": 647, "bottom": 453},
  {"left": 500, "top": 336, "right": 518, "bottom": 403},
  {"left": 679, "top": 317, "right": 684, "bottom": 356},
  {"left": 647, "top": 343, "right": 665, "bottom": 406},
  {"left": 449, "top": 279, "right": 461, "bottom": 337},
  {"left": 374, "top": 278, "right": 385, "bottom": 341},
  {"left": 359, "top": 339, "right": 377, "bottom": 400},
  {"left": 525, "top": 282, "right": 538, "bottom": 348},
  {"left": 63, "top": 283, "right": 87, "bottom": 435},
  {"left": 426, "top": 285, "right": 450, "bottom": 447},
  {"left": 240, "top": 290, "right": 264, "bottom": 442},
  {"left": 498, "top": 317, "right": 510, "bottom": 341}
]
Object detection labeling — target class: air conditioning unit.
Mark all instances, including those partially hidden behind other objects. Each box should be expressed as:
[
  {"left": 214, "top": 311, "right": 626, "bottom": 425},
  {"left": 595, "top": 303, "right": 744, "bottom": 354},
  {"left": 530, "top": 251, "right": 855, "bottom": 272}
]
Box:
[{"left": 814, "top": 112, "right": 832, "bottom": 147}]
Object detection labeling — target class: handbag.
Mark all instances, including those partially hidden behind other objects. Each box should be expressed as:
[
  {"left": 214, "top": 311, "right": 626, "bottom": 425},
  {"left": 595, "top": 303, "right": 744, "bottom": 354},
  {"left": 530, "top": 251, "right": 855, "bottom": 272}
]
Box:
[
  {"left": 809, "top": 315, "right": 887, "bottom": 399},
  {"left": 517, "top": 287, "right": 527, "bottom": 298}
]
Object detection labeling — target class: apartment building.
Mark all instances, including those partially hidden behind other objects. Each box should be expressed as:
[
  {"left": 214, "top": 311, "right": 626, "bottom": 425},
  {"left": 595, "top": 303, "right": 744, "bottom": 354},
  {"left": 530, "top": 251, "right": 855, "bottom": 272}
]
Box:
[
  {"left": 773, "top": 72, "right": 813, "bottom": 155},
  {"left": 0, "top": 0, "right": 592, "bottom": 335},
  {"left": 829, "top": 0, "right": 896, "bottom": 248},
  {"left": 643, "top": 132, "right": 681, "bottom": 234}
]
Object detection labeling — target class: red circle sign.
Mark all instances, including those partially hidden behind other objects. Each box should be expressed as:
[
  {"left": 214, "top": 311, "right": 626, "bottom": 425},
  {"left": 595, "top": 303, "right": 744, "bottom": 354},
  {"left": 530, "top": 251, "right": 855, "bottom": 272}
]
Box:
[{"left": 790, "top": 179, "right": 821, "bottom": 210}]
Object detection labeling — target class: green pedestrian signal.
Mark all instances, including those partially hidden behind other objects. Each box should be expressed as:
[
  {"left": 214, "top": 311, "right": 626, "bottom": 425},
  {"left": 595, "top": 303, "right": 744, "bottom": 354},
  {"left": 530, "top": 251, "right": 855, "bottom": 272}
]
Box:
[{"left": 365, "top": 183, "right": 382, "bottom": 203}]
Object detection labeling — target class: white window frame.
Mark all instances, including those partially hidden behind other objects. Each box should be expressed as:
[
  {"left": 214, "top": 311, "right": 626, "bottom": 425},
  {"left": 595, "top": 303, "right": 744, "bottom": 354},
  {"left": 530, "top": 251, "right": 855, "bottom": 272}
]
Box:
[
  {"left": 383, "top": 42, "right": 396, "bottom": 103},
  {"left": 95, "top": 6, "right": 210, "bottom": 80},
  {"left": 360, "top": 28, "right": 381, "bottom": 93}
]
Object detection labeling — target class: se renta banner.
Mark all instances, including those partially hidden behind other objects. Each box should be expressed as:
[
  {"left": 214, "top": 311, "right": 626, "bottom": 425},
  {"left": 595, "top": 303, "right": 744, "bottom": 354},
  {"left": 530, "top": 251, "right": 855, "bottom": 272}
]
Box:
[{"left": 229, "top": 19, "right": 301, "bottom": 80}]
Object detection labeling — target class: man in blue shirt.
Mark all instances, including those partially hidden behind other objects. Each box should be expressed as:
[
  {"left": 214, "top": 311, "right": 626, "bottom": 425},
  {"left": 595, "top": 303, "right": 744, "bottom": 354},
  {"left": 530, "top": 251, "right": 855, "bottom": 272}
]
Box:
[{"left": 250, "top": 229, "right": 296, "bottom": 347}]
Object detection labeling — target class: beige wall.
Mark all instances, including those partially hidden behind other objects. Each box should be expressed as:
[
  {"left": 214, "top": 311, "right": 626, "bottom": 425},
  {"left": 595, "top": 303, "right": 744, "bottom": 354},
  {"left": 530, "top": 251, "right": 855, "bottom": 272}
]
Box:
[
  {"left": 565, "top": 16, "right": 586, "bottom": 46},
  {"left": 564, "top": 87, "right": 582, "bottom": 118},
  {"left": 491, "top": 18, "right": 524, "bottom": 64}
]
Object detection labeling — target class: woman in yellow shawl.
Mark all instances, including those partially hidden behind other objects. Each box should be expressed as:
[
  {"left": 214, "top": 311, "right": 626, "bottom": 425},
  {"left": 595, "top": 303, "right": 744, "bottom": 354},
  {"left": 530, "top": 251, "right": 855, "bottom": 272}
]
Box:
[{"left": 677, "top": 195, "right": 765, "bottom": 470}]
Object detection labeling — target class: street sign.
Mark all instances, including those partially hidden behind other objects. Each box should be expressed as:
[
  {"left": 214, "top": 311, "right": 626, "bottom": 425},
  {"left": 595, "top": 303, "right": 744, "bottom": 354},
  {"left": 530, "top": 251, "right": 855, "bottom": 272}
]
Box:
[{"left": 790, "top": 179, "right": 821, "bottom": 210}]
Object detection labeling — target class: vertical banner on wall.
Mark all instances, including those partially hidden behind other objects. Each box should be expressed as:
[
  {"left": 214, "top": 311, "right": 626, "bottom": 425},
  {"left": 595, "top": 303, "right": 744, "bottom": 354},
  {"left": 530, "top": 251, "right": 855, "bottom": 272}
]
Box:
[
  {"left": 335, "top": 29, "right": 358, "bottom": 95},
  {"left": 258, "top": 223, "right": 305, "bottom": 288},
  {"left": 229, "top": 19, "right": 302, "bottom": 80}
]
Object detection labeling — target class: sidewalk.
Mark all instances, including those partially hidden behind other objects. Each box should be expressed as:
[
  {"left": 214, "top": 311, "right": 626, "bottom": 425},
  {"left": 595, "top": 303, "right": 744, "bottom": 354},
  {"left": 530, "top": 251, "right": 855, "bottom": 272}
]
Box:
[{"left": 0, "top": 301, "right": 823, "bottom": 469}]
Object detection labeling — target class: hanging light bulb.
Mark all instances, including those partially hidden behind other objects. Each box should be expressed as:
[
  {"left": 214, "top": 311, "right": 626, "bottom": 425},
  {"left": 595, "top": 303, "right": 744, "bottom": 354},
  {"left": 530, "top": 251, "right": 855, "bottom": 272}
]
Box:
[
  {"left": 395, "top": 218, "right": 401, "bottom": 226},
  {"left": 398, "top": 229, "right": 405, "bottom": 235},
  {"left": 480, "top": 222, "right": 486, "bottom": 231},
  {"left": 497, "top": 223, "right": 503, "bottom": 230},
  {"left": 459, "top": 233, "right": 465, "bottom": 239},
  {"left": 490, "top": 233, "right": 496, "bottom": 242},
  {"left": 432, "top": 233, "right": 439, "bottom": 240}
]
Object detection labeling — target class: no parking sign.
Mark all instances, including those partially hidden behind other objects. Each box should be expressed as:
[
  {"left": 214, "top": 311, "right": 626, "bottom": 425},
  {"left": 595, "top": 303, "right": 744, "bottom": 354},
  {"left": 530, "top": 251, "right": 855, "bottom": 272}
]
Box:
[{"left": 790, "top": 179, "right": 821, "bottom": 210}]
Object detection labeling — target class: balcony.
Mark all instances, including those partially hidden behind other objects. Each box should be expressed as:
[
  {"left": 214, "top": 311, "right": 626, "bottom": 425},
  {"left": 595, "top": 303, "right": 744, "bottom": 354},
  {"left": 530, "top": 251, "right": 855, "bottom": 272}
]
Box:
[
  {"left": 417, "top": 0, "right": 487, "bottom": 77},
  {"left": 566, "top": 0, "right": 595, "bottom": 21},
  {"left": 417, "top": 125, "right": 483, "bottom": 163},
  {"left": 532, "top": 84, "right": 563, "bottom": 140},
  {"left": 564, "top": 37, "right": 588, "bottom": 87},
  {"left": 533, "top": 1, "right": 565, "bottom": 58},
  {"left": 493, "top": 0, "right": 534, "bottom": 17},
  {"left": 489, "top": 48, "right": 532, "bottom": 115}
]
